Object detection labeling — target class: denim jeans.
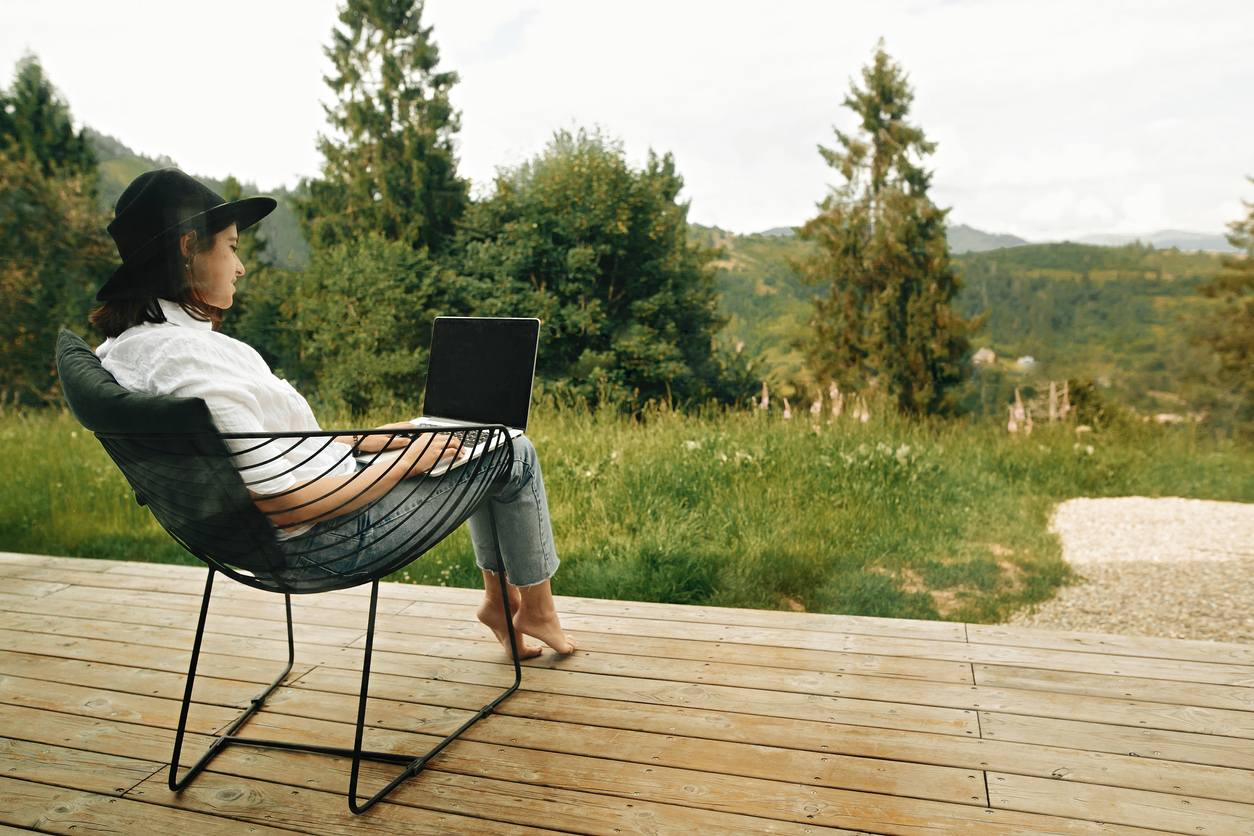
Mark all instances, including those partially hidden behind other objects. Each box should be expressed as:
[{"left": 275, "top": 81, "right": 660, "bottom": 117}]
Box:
[{"left": 277, "top": 436, "right": 559, "bottom": 588}]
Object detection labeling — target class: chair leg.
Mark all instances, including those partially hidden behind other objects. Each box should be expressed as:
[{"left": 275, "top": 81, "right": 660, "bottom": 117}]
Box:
[
  {"left": 347, "top": 502, "right": 523, "bottom": 814},
  {"left": 169, "top": 568, "right": 296, "bottom": 791}
]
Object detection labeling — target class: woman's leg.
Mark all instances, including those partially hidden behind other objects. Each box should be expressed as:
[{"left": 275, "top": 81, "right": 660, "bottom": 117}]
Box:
[
  {"left": 476, "top": 568, "right": 542, "bottom": 659},
  {"left": 467, "top": 437, "right": 575, "bottom": 654}
]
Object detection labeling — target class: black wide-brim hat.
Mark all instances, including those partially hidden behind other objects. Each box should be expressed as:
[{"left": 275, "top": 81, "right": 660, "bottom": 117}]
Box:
[{"left": 97, "top": 168, "right": 277, "bottom": 301}]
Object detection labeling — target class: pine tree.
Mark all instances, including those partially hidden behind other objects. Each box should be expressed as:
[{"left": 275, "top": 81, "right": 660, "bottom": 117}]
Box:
[
  {"left": 793, "top": 43, "right": 978, "bottom": 415},
  {"left": 0, "top": 56, "right": 110, "bottom": 404},
  {"left": 297, "top": 0, "right": 468, "bottom": 255},
  {"left": 1197, "top": 180, "right": 1254, "bottom": 430},
  {"left": 0, "top": 55, "right": 96, "bottom": 180}
]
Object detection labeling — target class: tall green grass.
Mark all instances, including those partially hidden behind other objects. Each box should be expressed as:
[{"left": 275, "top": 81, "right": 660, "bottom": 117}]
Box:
[{"left": 4, "top": 403, "right": 1252, "bottom": 622}]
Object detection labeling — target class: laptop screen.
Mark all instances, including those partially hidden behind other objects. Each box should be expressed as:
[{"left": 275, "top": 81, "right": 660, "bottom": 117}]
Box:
[{"left": 422, "top": 317, "right": 540, "bottom": 430}]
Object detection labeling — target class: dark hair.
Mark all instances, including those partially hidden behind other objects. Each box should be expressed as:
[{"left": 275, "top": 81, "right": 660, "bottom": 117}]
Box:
[{"left": 89, "top": 228, "right": 225, "bottom": 338}]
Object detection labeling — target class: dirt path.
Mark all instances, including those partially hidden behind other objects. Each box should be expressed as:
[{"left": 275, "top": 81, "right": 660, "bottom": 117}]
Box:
[{"left": 1005, "top": 496, "right": 1254, "bottom": 643}]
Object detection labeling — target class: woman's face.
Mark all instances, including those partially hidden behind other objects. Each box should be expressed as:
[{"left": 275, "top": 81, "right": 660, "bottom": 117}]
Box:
[{"left": 187, "top": 224, "right": 244, "bottom": 309}]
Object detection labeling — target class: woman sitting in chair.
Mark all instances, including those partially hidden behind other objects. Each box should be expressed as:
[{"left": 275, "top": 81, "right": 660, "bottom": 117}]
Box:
[{"left": 89, "top": 168, "right": 575, "bottom": 658}]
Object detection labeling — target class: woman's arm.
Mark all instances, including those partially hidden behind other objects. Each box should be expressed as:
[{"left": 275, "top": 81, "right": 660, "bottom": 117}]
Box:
[{"left": 252, "top": 432, "right": 463, "bottom": 529}]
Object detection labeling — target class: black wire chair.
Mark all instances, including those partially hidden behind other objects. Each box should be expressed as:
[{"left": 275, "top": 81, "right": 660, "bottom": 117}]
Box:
[{"left": 56, "top": 329, "right": 523, "bottom": 814}]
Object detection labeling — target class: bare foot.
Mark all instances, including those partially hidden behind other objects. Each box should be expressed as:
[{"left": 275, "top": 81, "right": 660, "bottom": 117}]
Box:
[
  {"left": 513, "top": 608, "right": 578, "bottom": 655},
  {"left": 477, "top": 597, "right": 542, "bottom": 659}
]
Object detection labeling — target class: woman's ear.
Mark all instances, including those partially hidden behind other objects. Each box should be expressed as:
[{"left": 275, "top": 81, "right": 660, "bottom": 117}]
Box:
[{"left": 178, "top": 230, "right": 198, "bottom": 259}]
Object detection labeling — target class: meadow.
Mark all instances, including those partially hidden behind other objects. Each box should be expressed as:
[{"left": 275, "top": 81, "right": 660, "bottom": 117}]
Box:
[{"left": 4, "top": 400, "right": 1252, "bottom": 624}]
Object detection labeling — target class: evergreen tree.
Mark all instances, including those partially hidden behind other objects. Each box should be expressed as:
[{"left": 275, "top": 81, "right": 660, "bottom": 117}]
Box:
[
  {"left": 0, "top": 56, "right": 110, "bottom": 404},
  {"left": 1196, "top": 180, "right": 1254, "bottom": 430},
  {"left": 0, "top": 55, "right": 96, "bottom": 180},
  {"left": 297, "top": 0, "right": 468, "bottom": 255},
  {"left": 793, "top": 43, "right": 978, "bottom": 415},
  {"left": 451, "top": 129, "right": 725, "bottom": 406}
]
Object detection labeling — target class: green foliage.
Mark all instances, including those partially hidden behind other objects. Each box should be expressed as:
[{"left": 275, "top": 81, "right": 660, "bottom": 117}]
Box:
[
  {"left": 952, "top": 242, "right": 1225, "bottom": 417},
  {"left": 1195, "top": 182, "right": 1254, "bottom": 431},
  {"left": 227, "top": 234, "right": 469, "bottom": 412},
  {"left": 0, "top": 56, "right": 111, "bottom": 405},
  {"left": 793, "top": 44, "right": 977, "bottom": 415},
  {"left": 452, "top": 129, "right": 726, "bottom": 405},
  {"left": 0, "top": 55, "right": 96, "bottom": 180},
  {"left": 11, "top": 402, "right": 1254, "bottom": 623},
  {"left": 297, "top": 0, "right": 468, "bottom": 254}
]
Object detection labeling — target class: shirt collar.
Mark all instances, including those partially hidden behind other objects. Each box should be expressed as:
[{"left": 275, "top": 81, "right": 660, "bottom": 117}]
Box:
[{"left": 158, "top": 298, "right": 214, "bottom": 331}]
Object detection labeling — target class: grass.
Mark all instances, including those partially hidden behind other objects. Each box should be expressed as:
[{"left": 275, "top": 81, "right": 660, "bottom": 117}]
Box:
[{"left": 4, "top": 402, "right": 1252, "bottom": 623}]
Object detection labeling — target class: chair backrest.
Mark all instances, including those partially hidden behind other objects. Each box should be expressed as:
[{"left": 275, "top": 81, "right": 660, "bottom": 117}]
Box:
[{"left": 56, "top": 329, "right": 285, "bottom": 587}]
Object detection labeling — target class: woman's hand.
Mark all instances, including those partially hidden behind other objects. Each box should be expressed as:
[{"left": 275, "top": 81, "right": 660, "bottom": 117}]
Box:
[
  {"left": 398, "top": 432, "right": 463, "bottom": 474},
  {"left": 338, "top": 422, "right": 426, "bottom": 453}
]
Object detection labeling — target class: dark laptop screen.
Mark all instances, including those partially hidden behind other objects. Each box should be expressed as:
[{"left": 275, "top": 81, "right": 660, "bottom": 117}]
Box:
[{"left": 422, "top": 317, "right": 540, "bottom": 430}]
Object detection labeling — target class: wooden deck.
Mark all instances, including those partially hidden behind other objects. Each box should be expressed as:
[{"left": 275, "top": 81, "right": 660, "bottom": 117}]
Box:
[{"left": 0, "top": 552, "right": 1252, "bottom": 836}]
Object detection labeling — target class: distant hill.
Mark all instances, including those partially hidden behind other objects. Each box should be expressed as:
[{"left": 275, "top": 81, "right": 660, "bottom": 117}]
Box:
[
  {"left": 695, "top": 223, "right": 1227, "bottom": 415},
  {"left": 1077, "top": 229, "right": 1237, "bottom": 253},
  {"left": 946, "top": 224, "right": 1030, "bottom": 254},
  {"left": 85, "top": 129, "right": 310, "bottom": 269}
]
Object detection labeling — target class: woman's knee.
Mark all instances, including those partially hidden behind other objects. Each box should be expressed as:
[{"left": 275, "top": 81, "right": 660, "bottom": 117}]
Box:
[{"left": 512, "top": 435, "right": 538, "bottom": 470}]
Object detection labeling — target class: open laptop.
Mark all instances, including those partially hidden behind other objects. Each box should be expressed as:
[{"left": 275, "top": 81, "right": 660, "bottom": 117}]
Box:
[{"left": 356, "top": 316, "right": 541, "bottom": 475}]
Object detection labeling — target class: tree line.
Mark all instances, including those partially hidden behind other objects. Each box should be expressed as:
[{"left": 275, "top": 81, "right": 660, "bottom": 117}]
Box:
[{"left": 3, "top": 1, "right": 1252, "bottom": 429}]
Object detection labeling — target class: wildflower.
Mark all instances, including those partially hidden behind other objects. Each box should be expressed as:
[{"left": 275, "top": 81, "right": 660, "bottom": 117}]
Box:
[
  {"left": 895, "top": 444, "right": 911, "bottom": 465},
  {"left": 760, "top": 382, "right": 770, "bottom": 409},
  {"left": 783, "top": 398, "right": 792, "bottom": 419},
  {"left": 810, "top": 399, "right": 822, "bottom": 416},
  {"left": 684, "top": 440, "right": 701, "bottom": 451}
]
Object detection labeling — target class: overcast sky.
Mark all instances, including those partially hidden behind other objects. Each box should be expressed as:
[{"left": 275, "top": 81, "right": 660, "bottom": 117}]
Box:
[{"left": 3, "top": 0, "right": 1252, "bottom": 240}]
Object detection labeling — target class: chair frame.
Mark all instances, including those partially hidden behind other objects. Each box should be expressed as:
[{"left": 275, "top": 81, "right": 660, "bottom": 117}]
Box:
[
  {"left": 168, "top": 532, "right": 522, "bottom": 814},
  {"left": 109, "top": 425, "right": 522, "bottom": 814}
]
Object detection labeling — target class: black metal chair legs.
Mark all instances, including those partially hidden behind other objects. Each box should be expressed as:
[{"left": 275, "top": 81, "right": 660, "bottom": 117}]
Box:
[{"left": 168, "top": 550, "right": 523, "bottom": 814}]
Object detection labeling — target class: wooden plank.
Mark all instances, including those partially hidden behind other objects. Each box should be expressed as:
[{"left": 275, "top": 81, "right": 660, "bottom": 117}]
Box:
[
  {"left": 969, "top": 623, "right": 1254, "bottom": 667},
  {"left": 6, "top": 564, "right": 404, "bottom": 618},
  {"left": 979, "top": 711, "right": 1254, "bottom": 770},
  {"left": 380, "top": 609, "right": 977, "bottom": 684},
  {"left": 0, "top": 703, "right": 209, "bottom": 766},
  {"left": 393, "top": 607, "right": 1254, "bottom": 687},
  {"left": 0, "top": 775, "right": 311, "bottom": 836},
  {"left": 0, "top": 649, "right": 314, "bottom": 703},
  {"left": 0, "top": 616, "right": 360, "bottom": 671},
  {"left": 0, "top": 552, "right": 109, "bottom": 572},
  {"left": 0, "top": 738, "right": 161, "bottom": 796},
  {"left": 298, "top": 659, "right": 981, "bottom": 736},
  {"left": 241, "top": 682, "right": 986, "bottom": 806},
  {"left": 0, "top": 579, "right": 70, "bottom": 599},
  {"left": 4, "top": 586, "right": 370, "bottom": 647},
  {"left": 485, "top": 692, "right": 1254, "bottom": 806},
  {"left": 400, "top": 588, "right": 970, "bottom": 642},
  {"left": 363, "top": 631, "right": 1254, "bottom": 739},
  {"left": 0, "top": 825, "right": 42, "bottom": 834},
  {"left": 127, "top": 767, "right": 610, "bottom": 836},
  {"left": 141, "top": 732, "right": 1163, "bottom": 836},
  {"left": 0, "top": 675, "right": 238, "bottom": 736},
  {"left": 988, "top": 771, "right": 1254, "bottom": 835},
  {"left": 975, "top": 663, "right": 1254, "bottom": 713},
  {"left": 83, "top": 559, "right": 961, "bottom": 642}
]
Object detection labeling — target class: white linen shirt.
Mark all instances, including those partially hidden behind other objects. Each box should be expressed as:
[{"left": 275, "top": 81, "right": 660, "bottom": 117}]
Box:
[{"left": 96, "top": 299, "right": 356, "bottom": 497}]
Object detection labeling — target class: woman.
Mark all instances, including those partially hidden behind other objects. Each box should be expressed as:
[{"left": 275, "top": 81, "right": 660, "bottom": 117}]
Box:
[{"left": 90, "top": 168, "right": 574, "bottom": 658}]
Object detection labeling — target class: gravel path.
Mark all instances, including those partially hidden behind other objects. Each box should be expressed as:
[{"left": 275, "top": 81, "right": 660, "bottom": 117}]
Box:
[{"left": 1005, "top": 496, "right": 1254, "bottom": 643}]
